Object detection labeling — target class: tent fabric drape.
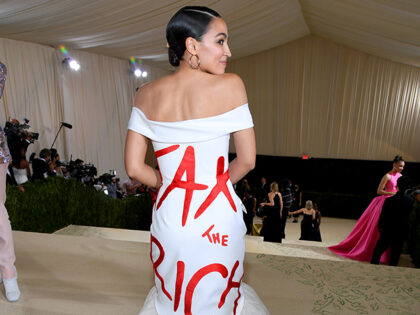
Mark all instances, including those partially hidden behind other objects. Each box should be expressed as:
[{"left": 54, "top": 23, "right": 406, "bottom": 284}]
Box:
[
  {"left": 0, "top": 0, "right": 418, "bottom": 69},
  {"left": 0, "top": 37, "right": 168, "bottom": 178},
  {"left": 0, "top": 0, "right": 310, "bottom": 69},
  {"left": 1, "top": 33, "right": 420, "bottom": 178},
  {"left": 227, "top": 35, "right": 420, "bottom": 162}
]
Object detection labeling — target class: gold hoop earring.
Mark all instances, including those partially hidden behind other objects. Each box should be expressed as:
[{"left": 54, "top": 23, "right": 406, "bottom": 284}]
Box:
[{"left": 188, "top": 54, "right": 200, "bottom": 70}]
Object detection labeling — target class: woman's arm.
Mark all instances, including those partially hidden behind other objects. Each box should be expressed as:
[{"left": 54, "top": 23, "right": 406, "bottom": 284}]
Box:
[
  {"left": 229, "top": 128, "right": 256, "bottom": 184},
  {"left": 311, "top": 209, "right": 316, "bottom": 220},
  {"left": 289, "top": 208, "right": 304, "bottom": 215},
  {"left": 261, "top": 192, "right": 275, "bottom": 206},
  {"left": 377, "top": 174, "right": 395, "bottom": 195},
  {"left": 124, "top": 130, "right": 161, "bottom": 188},
  {"left": 225, "top": 74, "right": 255, "bottom": 184}
]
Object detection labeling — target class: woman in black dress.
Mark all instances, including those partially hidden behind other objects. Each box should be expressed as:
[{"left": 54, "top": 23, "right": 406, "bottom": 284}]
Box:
[
  {"left": 312, "top": 203, "right": 322, "bottom": 242},
  {"left": 259, "top": 182, "right": 283, "bottom": 242},
  {"left": 289, "top": 200, "right": 316, "bottom": 241}
]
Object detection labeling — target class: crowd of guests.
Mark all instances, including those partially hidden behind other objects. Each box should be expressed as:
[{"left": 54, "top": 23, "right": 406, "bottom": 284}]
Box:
[
  {"left": 6, "top": 147, "right": 157, "bottom": 201},
  {"left": 239, "top": 161, "right": 420, "bottom": 268},
  {"left": 235, "top": 177, "right": 322, "bottom": 243}
]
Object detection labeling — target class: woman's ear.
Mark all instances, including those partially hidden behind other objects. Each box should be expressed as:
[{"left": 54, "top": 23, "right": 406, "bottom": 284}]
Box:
[{"left": 185, "top": 37, "right": 199, "bottom": 55}]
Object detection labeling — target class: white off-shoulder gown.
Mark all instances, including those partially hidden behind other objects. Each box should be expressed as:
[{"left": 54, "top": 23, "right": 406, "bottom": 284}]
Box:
[{"left": 128, "top": 104, "right": 269, "bottom": 315}]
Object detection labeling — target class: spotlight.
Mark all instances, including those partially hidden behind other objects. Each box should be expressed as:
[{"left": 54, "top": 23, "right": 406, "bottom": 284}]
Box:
[
  {"left": 69, "top": 59, "right": 80, "bottom": 71},
  {"left": 141, "top": 71, "right": 148, "bottom": 78},
  {"left": 63, "top": 57, "right": 80, "bottom": 71},
  {"left": 134, "top": 68, "right": 142, "bottom": 77}
]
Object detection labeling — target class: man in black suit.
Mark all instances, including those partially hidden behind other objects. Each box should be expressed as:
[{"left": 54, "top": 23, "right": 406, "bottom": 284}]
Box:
[
  {"left": 259, "top": 176, "right": 269, "bottom": 203},
  {"left": 371, "top": 176, "right": 414, "bottom": 266},
  {"left": 279, "top": 179, "right": 293, "bottom": 239},
  {"left": 32, "top": 148, "right": 52, "bottom": 180}
]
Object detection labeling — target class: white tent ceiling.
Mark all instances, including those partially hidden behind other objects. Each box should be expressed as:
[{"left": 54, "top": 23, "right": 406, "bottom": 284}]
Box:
[{"left": 0, "top": 0, "right": 419, "bottom": 70}]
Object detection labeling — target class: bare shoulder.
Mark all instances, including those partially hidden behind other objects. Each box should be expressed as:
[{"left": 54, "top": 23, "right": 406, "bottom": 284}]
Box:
[
  {"left": 220, "top": 73, "right": 245, "bottom": 88},
  {"left": 133, "top": 75, "right": 174, "bottom": 111},
  {"left": 383, "top": 173, "right": 392, "bottom": 180},
  {"left": 214, "top": 73, "right": 247, "bottom": 109}
]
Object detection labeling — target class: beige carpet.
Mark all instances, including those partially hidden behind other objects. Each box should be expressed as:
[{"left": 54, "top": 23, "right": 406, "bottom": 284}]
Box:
[
  {"left": 54, "top": 217, "right": 414, "bottom": 266},
  {"left": 0, "top": 218, "right": 418, "bottom": 314},
  {"left": 55, "top": 217, "right": 357, "bottom": 246}
]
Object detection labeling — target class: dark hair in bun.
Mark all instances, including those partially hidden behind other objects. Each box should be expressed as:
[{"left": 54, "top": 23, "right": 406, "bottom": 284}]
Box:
[
  {"left": 166, "top": 6, "right": 221, "bottom": 67},
  {"left": 393, "top": 155, "right": 404, "bottom": 163}
]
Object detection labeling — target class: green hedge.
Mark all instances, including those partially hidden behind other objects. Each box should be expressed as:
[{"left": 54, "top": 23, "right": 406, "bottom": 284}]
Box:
[{"left": 6, "top": 177, "right": 153, "bottom": 233}]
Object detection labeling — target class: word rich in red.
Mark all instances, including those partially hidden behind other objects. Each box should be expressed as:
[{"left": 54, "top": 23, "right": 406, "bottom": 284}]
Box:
[{"left": 151, "top": 235, "right": 243, "bottom": 314}]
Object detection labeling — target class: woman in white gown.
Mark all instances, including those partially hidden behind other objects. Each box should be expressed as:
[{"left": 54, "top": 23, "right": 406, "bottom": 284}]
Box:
[
  {"left": 125, "top": 6, "right": 269, "bottom": 315},
  {"left": 11, "top": 148, "right": 30, "bottom": 185}
]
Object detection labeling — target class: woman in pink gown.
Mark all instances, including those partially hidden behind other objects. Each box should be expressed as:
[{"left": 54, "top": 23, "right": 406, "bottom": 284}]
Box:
[{"left": 329, "top": 156, "right": 405, "bottom": 263}]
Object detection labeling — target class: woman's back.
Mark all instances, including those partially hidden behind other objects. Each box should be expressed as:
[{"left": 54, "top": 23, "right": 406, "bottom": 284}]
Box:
[
  {"left": 300, "top": 211, "right": 314, "bottom": 241},
  {"left": 135, "top": 71, "right": 246, "bottom": 122},
  {"left": 271, "top": 193, "right": 281, "bottom": 214}
]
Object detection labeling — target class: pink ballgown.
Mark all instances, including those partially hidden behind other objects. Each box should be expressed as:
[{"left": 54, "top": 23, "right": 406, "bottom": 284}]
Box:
[{"left": 328, "top": 172, "right": 401, "bottom": 263}]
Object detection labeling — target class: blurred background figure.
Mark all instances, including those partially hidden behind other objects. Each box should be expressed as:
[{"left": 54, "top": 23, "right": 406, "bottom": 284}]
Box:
[
  {"left": 371, "top": 176, "right": 414, "bottom": 266},
  {"left": 0, "top": 61, "right": 20, "bottom": 301},
  {"left": 259, "top": 182, "right": 283, "bottom": 243},
  {"left": 32, "top": 148, "right": 52, "bottom": 180},
  {"left": 123, "top": 177, "right": 142, "bottom": 198},
  {"left": 11, "top": 147, "right": 30, "bottom": 185},
  {"left": 279, "top": 179, "right": 293, "bottom": 239},
  {"left": 289, "top": 200, "right": 317, "bottom": 241},
  {"left": 243, "top": 189, "right": 256, "bottom": 235},
  {"left": 312, "top": 202, "right": 322, "bottom": 242},
  {"left": 291, "top": 183, "right": 302, "bottom": 223}
]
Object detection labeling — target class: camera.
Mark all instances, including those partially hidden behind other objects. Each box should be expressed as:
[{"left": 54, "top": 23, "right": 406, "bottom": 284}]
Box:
[
  {"left": 98, "top": 173, "right": 115, "bottom": 185},
  {"left": 65, "top": 159, "right": 97, "bottom": 181},
  {"left": 4, "top": 118, "right": 39, "bottom": 144}
]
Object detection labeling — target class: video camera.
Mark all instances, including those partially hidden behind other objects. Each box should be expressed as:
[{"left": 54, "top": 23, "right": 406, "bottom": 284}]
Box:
[
  {"left": 98, "top": 173, "right": 115, "bottom": 185},
  {"left": 4, "top": 118, "right": 39, "bottom": 145},
  {"left": 61, "top": 159, "right": 97, "bottom": 180}
]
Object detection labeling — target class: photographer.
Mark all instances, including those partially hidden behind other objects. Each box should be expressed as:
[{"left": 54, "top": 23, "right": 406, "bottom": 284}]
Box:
[
  {"left": 123, "top": 177, "right": 142, "bottom": 198},
  {"left": 32, "top": 148, "right": 53, "bottom": 180},
  {"left": 4, "top": 118, "right": 39, "bottom": 161},
  {"left": 110, "top": 177, "right": 123, "bottom": 199},
  {"left": 49, "top": 148, "right": 63, "bottom": 177},
  {"left": 67, "top": 159, "right": 97, "bottom": 184},
  {"left": 106, "top": 177, "right": 118, "bottom": 199}
]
